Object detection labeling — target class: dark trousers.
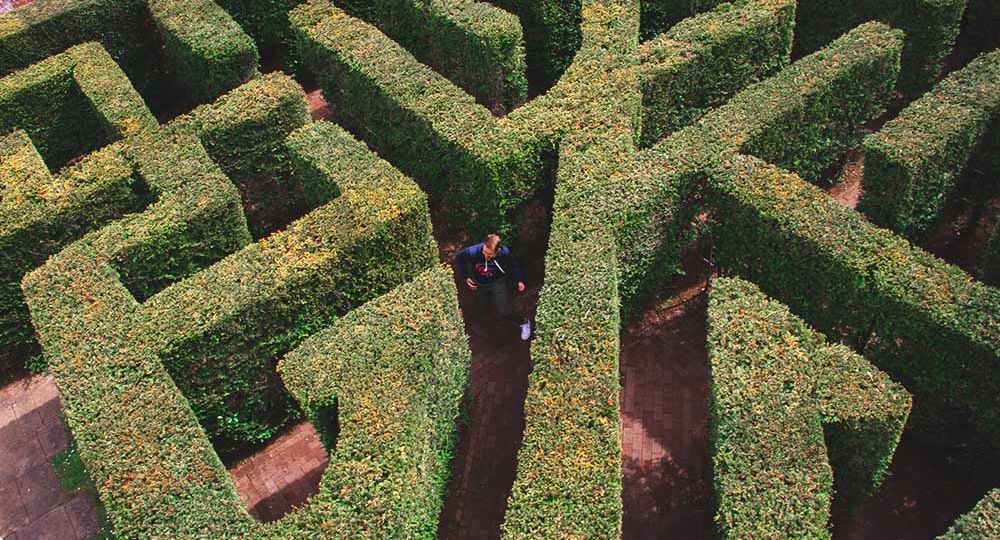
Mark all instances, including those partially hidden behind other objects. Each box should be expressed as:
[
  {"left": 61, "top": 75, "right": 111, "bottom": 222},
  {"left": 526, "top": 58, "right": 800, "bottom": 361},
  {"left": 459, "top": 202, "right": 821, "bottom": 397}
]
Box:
[{"left": 476, "top": 280, "right": 525, "bottom": 324}]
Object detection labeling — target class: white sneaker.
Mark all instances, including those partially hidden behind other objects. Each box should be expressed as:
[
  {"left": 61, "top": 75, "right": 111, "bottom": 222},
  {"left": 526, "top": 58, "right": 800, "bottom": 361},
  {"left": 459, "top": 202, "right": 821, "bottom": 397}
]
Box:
[{"left": 520, "top": 320, "right": 532, "bottom": 341}]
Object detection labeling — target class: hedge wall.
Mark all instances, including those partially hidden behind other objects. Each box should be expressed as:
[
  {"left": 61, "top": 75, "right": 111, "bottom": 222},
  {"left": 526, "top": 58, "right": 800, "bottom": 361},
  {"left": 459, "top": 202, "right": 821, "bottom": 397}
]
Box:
[
  {"left": 858, "top": 49, "right": 1000, "bottom": 240},
  {"left": 23, "top": 122, "right": 460, "bottom": 539},
  {"left": 276, "top": 265, "right": 469, "bottom": 538},
  {"left": 640, "top": 0, "right": 726, "bottom": 41},
  {"left": 147, "top": 0, "right": 259, "bottom": 102},
  {"left": 0, "top": 42, "right": 156, "bottom": 354},
  {"left": 131, "top": 120, "right": 435, "bottom": 451},
  {"left": 940, "top": 489, "right": 1000, "bottom": 539},
  {"left": 606, "top": 21, "right": 904, "bottom": 320},
  {"left": 0, "top": 0, "right": 260, "bottom": 105},
  {"left": 0, "top": 0, "right": 154, "bottom": 87},
  {"left": 708, "top": 276, "right": 910, "bottom": 539},
  {"left": 792, "top": 0, "right": 966, "bottom": 95},
  {"left": 707, "top": 153, "right": 1000, "bottom": 453},
  {"left": 960, "top": 0, "right": 1000, "bottom": 56},
  {"left": 502, "top": 2, "right": 638, "bottom": 537},
  {"left": 982, "top": 218, "right": 1000, "bottom": 286},
  {"left": 292, "top": 0, "right": 804, "bottom": 238},
  {"left": 333, "top": 0, "right": 528, "bottom": 114},
  {"left": 639, "top": 0, "right": 795, "bottom": 146}
]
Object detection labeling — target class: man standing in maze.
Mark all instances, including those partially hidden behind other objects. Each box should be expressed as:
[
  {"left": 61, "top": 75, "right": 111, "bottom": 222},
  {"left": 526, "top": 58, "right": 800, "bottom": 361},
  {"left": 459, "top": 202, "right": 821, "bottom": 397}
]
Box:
[{"left": 456, "top": 234, "right": 532, "bottom": 340}]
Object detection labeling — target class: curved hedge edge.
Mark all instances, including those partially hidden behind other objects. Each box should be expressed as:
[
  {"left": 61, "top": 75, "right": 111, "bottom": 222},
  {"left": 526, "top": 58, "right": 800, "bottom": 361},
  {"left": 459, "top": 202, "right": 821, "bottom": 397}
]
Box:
[
  {"left": 858, "top": 48, "right": 1000, "bottom": 239},
  {"left": 939, "top": 488, "right": 1000, "bottom": 539},
  {"left": 639, "top": 0, "right": 726, "bottom": 41},
  {"left": 147, "top": 0, "right": 260, "bottom": 102},
  {"left": 501, "top": 2, "right": 638, "bottom": 538},
  {"left": 793, "top": 0, "right": 965, "bottom": 96},
  {"left": 276, "top": 264, "right": 470, "bottom": 538},
  {"left": 707, "top": 152, "right": 1000, "bottom": 453},
  {"left": 708, "top": 276, "right": 910, "bottom": 539},
  {"left": 639, "top": 0, "right": 795, "bottom": 146}
]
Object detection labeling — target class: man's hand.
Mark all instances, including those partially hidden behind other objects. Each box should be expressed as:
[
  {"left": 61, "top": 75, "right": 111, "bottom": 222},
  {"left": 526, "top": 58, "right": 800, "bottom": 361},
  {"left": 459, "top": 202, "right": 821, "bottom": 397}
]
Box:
[
  {"left": 466, "top": 277, "right": 478, "bottom": 290},
  {"left": 517, "top": 282, "right": 526, "bottom": 293}
]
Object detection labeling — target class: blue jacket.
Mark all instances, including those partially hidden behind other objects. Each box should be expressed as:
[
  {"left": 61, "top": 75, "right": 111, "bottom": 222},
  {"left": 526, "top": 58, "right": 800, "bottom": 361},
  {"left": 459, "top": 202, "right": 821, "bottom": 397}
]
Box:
[{"left": 456, "top": 242, "right": 525, "bottom": 285}]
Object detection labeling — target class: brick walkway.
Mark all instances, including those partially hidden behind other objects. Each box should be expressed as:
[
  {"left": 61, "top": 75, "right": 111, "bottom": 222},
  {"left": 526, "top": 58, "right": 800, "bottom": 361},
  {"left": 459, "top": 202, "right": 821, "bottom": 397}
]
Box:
[
  {"left": 620, "top": 278, "right": 714, "bottom": 540},
  {"left": 228, "top": 422, "right": 329, "bottom": 522},
  {"left": 0, "top": 374, "right": 101, "bottom": 540}
]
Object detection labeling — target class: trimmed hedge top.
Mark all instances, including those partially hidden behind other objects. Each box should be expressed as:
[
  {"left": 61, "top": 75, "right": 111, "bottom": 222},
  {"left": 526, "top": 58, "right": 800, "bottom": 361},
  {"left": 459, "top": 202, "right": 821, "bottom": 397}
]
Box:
[
  {"left": 940, "top": 488, "right": 1000, "bottom": 539},
  {"left": 708, "top": 152, "right": 1000, "bottom": 452},
  {"left": 23, "top": 116, "right": 453, "bottom": 537},
  {"left": 0, "top": 0, "right": 259, "bottom": 103},
  {"left": 708, "top": 276, "right": 910, "bottom": 538},
  {"left": 0, "top": 41, "right": 155, "bottom": 352},
  {"left": 276, "top": 264, "right": 470, "bottom": 538},
  {"left": 859, "top": 48, "right": 1000, "bottom": 239}
]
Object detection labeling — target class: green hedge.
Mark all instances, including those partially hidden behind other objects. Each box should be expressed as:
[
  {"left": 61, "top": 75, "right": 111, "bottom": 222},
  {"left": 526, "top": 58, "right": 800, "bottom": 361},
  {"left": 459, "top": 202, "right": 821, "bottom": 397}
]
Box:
[
  {"left": 939, "top": 489, "right": 1000, "bottom": 539},
  {"left": 606, "top": 21, "right": 903, "bottom": 320},
  {"left": 639, "top": 0, "right": 795, "bottom": 146},
  {"left": 0, "top": 0, "right": 155, "bottom": 88},
  {"left": 131, "top": 120, "right": 435, "bottom": 451},
  {"left": 858, "top": 49, "right": 1000, "bottom": 239},
  {"left": 214, "top": 0, "right": 304, "bottom": 62},
  {"left": 334, "top": 0, "right": 528, "bottom": 114},
  {"left": 292, "top": 0, "right": 804, "bottom": 237},
  {"left": 484, "top": 0, "right": 581, "bottom": 89},
  {"left": 0, "top": 42, "right": 156, "bottom": 354},
  {"left": 0, "top": 0, "right": 259, "bottom": 104},
  {"left": 502, "top": 5, "right": 637, "bottom": 537},
  {"left": 793, "top": 0, "right": 966, "bottom": 95},
  {"left": 640, "top": 0, "right": 726, "bottom": 40},
  {"left": 708, "top": 276, "right": 910, "bottom": 539},
  {"left": 276, "top": 265, "right": 469, "bottom": 538},
  {"left": 147, "top": 0, "right": 259, "bottom": 102},
  {"left": 23, "top": 122, "right": 459, "bottom": 539},
  {"left": 982, "top": 218, "right": 1000, "bottom": 286},
  {"left": 707, "top": 153, "right": 1000, "bottom": 453}
]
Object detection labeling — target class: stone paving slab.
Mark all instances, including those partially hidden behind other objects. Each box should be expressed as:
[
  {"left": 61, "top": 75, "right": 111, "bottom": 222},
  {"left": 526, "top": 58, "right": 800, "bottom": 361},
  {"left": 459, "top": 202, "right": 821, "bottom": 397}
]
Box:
[{"left": 0, "top": 374, "right": 99, "bottom": 540}]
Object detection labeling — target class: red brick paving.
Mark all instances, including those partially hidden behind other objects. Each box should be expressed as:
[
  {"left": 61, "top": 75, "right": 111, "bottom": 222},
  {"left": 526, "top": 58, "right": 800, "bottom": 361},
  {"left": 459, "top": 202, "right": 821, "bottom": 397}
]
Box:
[
  {"left": 435, "top": 198, "right": 549, "bottom": 540},
  {"left": 0, "top": 374, "right": 101, "bottom": 540},
  {"left": 620, "top": 276, "right": 714, "bottom": 540},
  {"left": 228, "top": 422, "right": 329, "bottom": 522}
]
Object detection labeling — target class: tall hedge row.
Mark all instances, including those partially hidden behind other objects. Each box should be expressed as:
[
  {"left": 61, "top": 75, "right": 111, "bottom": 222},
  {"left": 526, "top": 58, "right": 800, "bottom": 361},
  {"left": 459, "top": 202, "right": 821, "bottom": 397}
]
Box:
[
  {"left": 502, "top": 2, "right": 638, "bottom": 537},
  {"left": 708, "top": 277, "right": 910, "bottom": 539},
  {"left": 940, "top": 489, "right": 1000, "bottom": 539},
  {"left": 277, "top": 265, "right": 469, "bottom": 539},
  {"left": 292, "top": 0, "right": 803, "bottom": 238},
  {"left": 708, "top": 153, "right": 1000, "bottom": 453},
  {"left": 334, "top": 0, "right": 528, "bottom": 114},
  {"left": 146, "top": 0, "right": 259, "bottom": 102},
  {"left": 606, "top": 22, "right": 904, "bottom": 320},
  {"left": 0, "top": 42, "right": 156, "bottom": 354},
  {"left": 638, "top": 0, "right": 795, "bottom": 146},
  {"left": 0, "top": 0, "right": 259, "bottom": 104},
  {"left": 131, "top": 120, "right": 435, "bottom": 451},
  {"left": 792, "top": 0, "right": 966, "bottom": 95},
  {"left": 639, "top": 0, "right": 725, "bottom": 40},
  {"left": 23, "top": 119, "right": 458, "bottom": 537},
  {"left": 858, "top": 49, "right": 1000, "bottom": 240}
]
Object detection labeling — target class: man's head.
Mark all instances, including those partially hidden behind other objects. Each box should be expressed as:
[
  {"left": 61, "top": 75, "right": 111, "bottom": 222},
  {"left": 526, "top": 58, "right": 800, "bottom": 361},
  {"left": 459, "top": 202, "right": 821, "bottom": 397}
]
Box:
[{"left": 482, "top": 234, "right": 501, "bottom": 260}]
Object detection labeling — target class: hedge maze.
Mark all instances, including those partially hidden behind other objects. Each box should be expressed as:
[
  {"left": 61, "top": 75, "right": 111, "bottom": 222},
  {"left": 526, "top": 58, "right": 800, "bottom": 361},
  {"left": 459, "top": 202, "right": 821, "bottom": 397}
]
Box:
[{"left": 2, "top": 0, "right": 1000, "bottom": 538}]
